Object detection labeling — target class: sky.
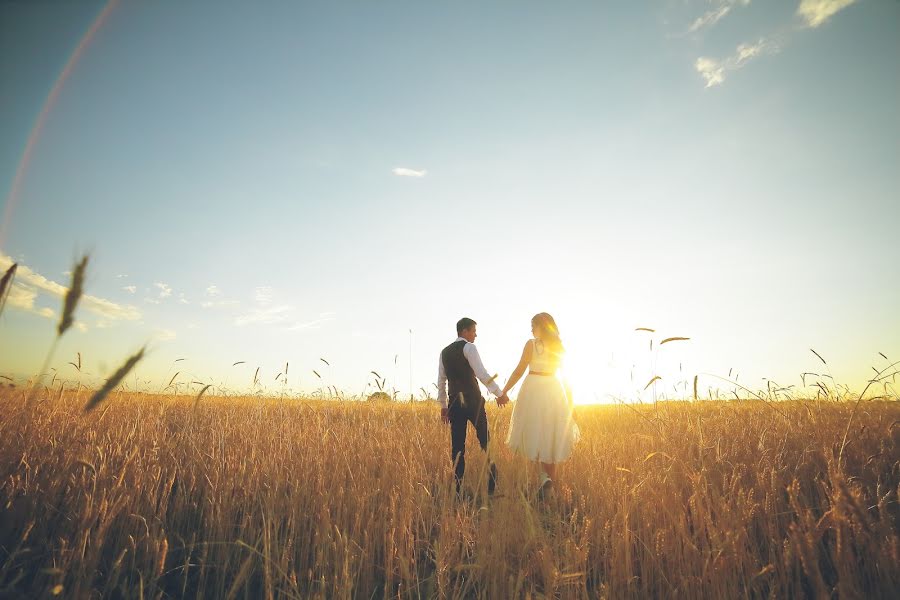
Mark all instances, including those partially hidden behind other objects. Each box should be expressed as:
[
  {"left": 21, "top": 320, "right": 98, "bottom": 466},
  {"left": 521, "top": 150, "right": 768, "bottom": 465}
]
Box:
[{"left": 1, "top": 0, "right": 898, "bottom": 403}]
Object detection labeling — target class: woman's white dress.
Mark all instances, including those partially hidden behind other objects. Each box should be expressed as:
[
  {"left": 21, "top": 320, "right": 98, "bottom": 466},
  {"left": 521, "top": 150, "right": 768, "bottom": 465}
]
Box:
[{"left": 506, "top": 340, "right": 580, "bottom": 463}]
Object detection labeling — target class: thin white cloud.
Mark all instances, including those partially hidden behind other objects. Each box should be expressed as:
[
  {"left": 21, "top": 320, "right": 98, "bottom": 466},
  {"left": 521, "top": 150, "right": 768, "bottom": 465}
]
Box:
[
  {"left": 287, "top": 312, "right": 337, "bottom": 331},
  {"left": 254, "top": 286, "right": 274, "bottom": 306},
  {"left": 232, "top": 287, "right": 334, "bottom": 331},
  {"left": 154, "top": 328, "right": 177, "bottom": 341},
  {"left": 234, "top": 304, "right": 292, "bottom": 326},
  {"left": 123, "top": 285, "right": 137, "bottom": 294},
  {"left": 233, "top": 287, "right": 283, "bottom": 324},
  {"left": 695, "top": 57, "right": 726, "bottom": 87},
  {"left": 84, "top": 295, "right": 142, "bottom": 321},
  {"left": 0, "top": 254, "right": 141, "bottom": 322},
  {"left": 696, "top": 37, "right": 780, "bottom": 87},
  {"left": 688, "top": 6, "right": 732, "bottom": 33},
  {"left": 689, "top": 0, "right": 858, "bottom": 87},
  {"left": 155, "top": 282, "right": 172, "bottom": 299},
  {"left": 736, "top": 38, "right": 775, "bottom": 62},
  {"left": 6, "top": 283, "right": 37, "bottom": 311},
  {"left": 200, "top": 299, "right": 239, "bottom": 309},
  {"left": 392, "top": 167, "right": 427, "bottom": 178},
  {"left": 178, "top": 293, "right": 189, "bottom": 305},
  {"left": 685, "top": 0, "right": 751, "bottom": 34},
  {"left": 797, "top": 0, "right": 858, "bottom": 28},
  {"left": 6, "top": 283, "right": 54, "bottom": 320},
  {"left": 205, "top": 285, "right": 220, "bottom": 297}
]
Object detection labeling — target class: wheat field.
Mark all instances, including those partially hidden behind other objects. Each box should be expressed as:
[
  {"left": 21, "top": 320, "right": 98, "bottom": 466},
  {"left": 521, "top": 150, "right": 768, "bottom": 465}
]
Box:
[{"left": 0, "top": 388, "right": 897, "bottom": 599}]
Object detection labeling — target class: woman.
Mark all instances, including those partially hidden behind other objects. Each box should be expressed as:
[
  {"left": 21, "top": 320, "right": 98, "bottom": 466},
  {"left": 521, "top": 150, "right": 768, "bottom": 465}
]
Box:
[{"left": 502, "top": 313, "right": 579, "bottom": 496}]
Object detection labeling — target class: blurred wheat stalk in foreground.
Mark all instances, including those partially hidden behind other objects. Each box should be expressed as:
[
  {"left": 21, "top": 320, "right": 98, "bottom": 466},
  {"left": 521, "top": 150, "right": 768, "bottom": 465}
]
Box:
[{"left": 0, "top": 390, "right": 897, "bottom": 599}]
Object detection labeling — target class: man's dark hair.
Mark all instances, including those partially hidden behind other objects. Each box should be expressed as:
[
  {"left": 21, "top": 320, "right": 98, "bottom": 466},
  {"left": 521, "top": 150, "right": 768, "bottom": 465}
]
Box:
[{"left": 456, "top": 317, "right": 476, "bottom": 335}]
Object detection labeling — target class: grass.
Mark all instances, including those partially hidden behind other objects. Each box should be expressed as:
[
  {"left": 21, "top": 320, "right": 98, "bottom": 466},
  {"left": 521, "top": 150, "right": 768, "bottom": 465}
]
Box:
[{"left": 0, "top": 390, "right": 897, "bottom": 598}]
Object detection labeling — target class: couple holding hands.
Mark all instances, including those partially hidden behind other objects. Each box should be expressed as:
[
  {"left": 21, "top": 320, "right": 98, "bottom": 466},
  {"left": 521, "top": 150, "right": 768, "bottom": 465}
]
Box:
[{"left": 436, "top": 313, "right": 579, "bottom": 498}]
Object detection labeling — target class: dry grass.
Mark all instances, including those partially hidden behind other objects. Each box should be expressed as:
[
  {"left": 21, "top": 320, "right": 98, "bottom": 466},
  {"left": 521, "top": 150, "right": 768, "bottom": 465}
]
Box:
[{"left": 0, "top": 390, "right": 898, "bottom": 598}]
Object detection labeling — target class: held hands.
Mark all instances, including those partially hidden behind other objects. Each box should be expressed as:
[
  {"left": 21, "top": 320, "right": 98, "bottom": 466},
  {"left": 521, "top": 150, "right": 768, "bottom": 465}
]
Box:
[
  {"left": 441, "top": 407, "right": 450, "bottom": 425},
  {"left": 496, "top": 393, "right": 510, "bottom": 407}
]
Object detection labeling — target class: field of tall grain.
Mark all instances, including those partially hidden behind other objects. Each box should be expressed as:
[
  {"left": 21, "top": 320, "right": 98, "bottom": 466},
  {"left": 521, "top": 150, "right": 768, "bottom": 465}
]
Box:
[{"left": 0, "top": 390, "right": 898, "bottom": 599}]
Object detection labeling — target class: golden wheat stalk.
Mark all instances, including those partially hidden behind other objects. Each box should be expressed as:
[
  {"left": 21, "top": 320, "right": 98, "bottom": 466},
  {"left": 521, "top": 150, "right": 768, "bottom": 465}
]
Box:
[
  {"left": 26, "top": 256, "right": 90, "bottom": 403},
  {"left": 194, "top": 384, "right": 212, "bottom": 410},
  {"left": 0, "top": 262, "right": 17, "bottom": 319},
  {"left": 83, "top": 347, "right": 145, "bottom": 412},
  {"left": 58, "top": 255, "right": 88, "bottom": 337}
]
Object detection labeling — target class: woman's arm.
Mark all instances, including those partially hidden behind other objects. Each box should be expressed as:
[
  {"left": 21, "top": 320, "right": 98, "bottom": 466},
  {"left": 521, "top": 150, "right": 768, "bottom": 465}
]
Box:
[{"left": 501, "top": 340, "right": 533, "bottom": 396}]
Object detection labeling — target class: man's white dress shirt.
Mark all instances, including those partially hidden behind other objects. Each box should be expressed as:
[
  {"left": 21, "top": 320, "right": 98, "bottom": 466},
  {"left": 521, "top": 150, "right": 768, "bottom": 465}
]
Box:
[{"left": 436, "top": 337, "right": 503, "bottom": 409}]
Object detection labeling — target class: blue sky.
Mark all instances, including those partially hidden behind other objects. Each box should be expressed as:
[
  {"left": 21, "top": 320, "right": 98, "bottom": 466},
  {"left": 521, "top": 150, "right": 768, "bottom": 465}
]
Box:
[{"left": 1, "top": 0, "right": 898, "bottom": 401}]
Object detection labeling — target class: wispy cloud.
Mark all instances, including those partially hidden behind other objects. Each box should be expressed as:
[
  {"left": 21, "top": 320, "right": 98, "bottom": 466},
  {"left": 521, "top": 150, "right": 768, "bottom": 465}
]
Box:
[
  {"left": 86, "top": 296, "right": 142, "bottom": 321},
  {"left": 287, "top": 312, "right": 337, "bottom": 331},
  {"left": 154, "top": 282, "right": 172, "bottom": 299},
  {"left": 234, "top": 304, "right": 293, "bottom": 326},
  {"left": 6, "top": 284, "right": 54, "bottom": 319},
  {"left": 685, "top": 0, "right": 751, "bottom": 34},
  {"left": 233, "top": 287, "right": 335, "bottom": 331},
  {"left": 688, "top": 5, "right": 732, "bottom": 33},
  {"left": 200, "top": 285, "right": 237, "bottom": 308},
  {"left": 200, "top": 299, "right": 239, "bottom": 309},
  {"left": 695, "top": 57, "right": 726, "bottom": 88},
  {"left": 688, "top": 0, "right": 858, "bottom": 87},
  {"left": 695, "top": 37, "right": 780, "bottom": 87},
  {"left": 254, "top": 286, "right": 274, "bottom": 306},
  {"left": 0, "top": 254, "right": 141, "bottom": 322},
  {"left": 392, "top": 167, "right": 427, "bottom": 178},
  {"left": 123, "top": 285, "right": 137, "bottom": 294},
  {"left": 797, "top": 0, "right": 858, "bottom": 28},
  {"left": 154, "top": 328, "right": 177, "bottom": 342}
]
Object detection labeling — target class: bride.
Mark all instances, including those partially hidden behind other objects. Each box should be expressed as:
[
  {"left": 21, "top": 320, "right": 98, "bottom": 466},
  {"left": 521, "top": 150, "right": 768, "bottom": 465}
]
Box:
[{"left": 501, "top": 313, "right": 580, "bottom": 497}]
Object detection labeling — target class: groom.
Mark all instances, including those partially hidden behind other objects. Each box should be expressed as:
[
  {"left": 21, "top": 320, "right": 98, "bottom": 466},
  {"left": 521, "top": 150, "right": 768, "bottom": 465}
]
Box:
[{"left": 437, "top": 317, "right": 509, "bottom": 496}]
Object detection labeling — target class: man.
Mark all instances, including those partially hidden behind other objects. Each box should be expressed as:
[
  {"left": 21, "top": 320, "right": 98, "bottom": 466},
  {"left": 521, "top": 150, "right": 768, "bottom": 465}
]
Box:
[{"left": 437, "top": 317, "right": 509, "bottom": 496}]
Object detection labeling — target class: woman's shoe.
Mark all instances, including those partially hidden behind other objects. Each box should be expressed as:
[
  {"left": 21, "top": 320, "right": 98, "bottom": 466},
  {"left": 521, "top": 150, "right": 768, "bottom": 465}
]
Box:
[{"left": 537, "top": 478, "right": 553, "bottom": 500}]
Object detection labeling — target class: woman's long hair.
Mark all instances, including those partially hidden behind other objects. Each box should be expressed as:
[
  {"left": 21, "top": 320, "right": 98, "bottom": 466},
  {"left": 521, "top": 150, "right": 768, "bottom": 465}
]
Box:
[{"left": 532, "top": 313, "right": 564, "bottom": 356}]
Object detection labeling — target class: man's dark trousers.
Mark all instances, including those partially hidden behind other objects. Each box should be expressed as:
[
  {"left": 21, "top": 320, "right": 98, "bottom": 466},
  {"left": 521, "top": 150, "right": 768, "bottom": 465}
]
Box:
[{"left": 449, "top": 394, "right": 497, "bottom": 495}]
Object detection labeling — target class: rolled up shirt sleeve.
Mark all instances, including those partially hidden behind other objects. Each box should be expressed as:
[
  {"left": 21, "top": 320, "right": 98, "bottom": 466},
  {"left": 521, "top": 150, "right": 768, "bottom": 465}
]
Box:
[
  {"left": 463, "top": 343, "right": 503, "bottom": 398},
  {"left": 436, "top": 354, "right": 448, "bottom": 409}
]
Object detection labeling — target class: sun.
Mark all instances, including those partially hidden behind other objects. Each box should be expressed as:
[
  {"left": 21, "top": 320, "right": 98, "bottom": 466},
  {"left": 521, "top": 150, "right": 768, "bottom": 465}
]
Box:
[
  {"left": 560, "top": 352, "right": 609, "bottom": 405},
  {"left": 552, "top": 314, "right": 644, "bottom": 405}
]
